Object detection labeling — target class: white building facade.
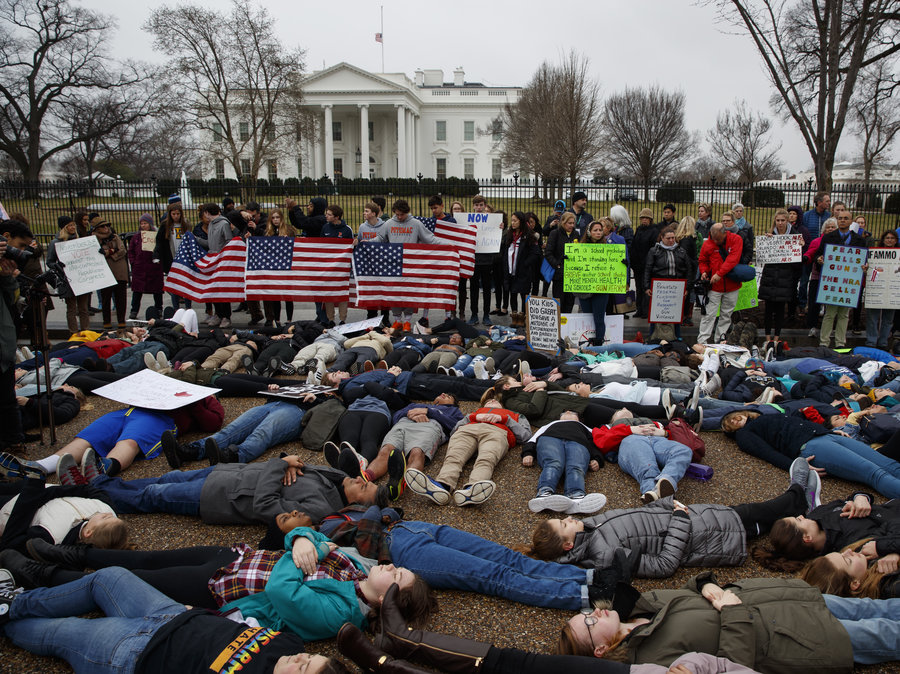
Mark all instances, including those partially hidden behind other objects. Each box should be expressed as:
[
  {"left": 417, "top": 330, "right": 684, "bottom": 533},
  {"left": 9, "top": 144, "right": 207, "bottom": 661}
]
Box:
[{"left": 207, "top": 63, "right": 521, "bottom": 182}]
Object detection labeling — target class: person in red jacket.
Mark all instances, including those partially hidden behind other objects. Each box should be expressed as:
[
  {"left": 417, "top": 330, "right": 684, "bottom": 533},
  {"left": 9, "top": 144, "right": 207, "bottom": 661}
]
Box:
[
  {"left": 697, "top": 221, "right": 744, "bottom": 344},
  {"left": 406, "top": 398, "right": 532, "bottom": 507}
]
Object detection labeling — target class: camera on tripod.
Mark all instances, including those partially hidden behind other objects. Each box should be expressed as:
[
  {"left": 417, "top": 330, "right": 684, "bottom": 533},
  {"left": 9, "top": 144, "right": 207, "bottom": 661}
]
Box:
[{"left": 692, "top": 278, "right": 711, "bottom": 316}]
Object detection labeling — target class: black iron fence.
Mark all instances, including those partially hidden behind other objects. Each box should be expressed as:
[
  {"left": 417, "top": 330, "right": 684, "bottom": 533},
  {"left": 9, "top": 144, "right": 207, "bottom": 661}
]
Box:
[{"left": 3, "top": 176, "right": 898, "bottom": 245}]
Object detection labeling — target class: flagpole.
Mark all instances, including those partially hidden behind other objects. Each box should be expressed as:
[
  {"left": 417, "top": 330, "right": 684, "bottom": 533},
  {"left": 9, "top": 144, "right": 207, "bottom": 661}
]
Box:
[{"left": 380, "top": 5, "right": 384, "bottom": 72}]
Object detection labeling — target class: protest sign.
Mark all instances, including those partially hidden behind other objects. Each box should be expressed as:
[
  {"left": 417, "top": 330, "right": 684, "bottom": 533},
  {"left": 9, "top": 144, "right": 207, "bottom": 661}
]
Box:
[
  {"left": 526, "top": 295, "right": 560, "bottom": 354},
  {"left": 260, "top": 384, "right": 338, "bottom": 399},
  {"left": 816, "top": 244, "right": 866, "bottom": 307},
  {"left": 649, "top": 279, "right": 686, "bottom": 323},
  {"left": 335, "top": 316, "right": 384, "bottom": 334},
  {"left": 562, "top": 243, "right": 627, "bottom": 294},
  {"left": 141, "top": 231, "right": 156, "bottom": 252},
  {"left": 755, "top": 234, "right": 803, "bottom": 264},
  {"left": 560, "top": 313, "right": 624, "bottom": 346},
  {"left": 93, "top": 370, "right": 220, "bottom": 410},
  {"left": 864, "top": 248, "right": 900, "bottom": 310},
  {"left": 456, "top": 212, "right": 504, "bottom": 254},
  {"left": 54, "top": 236, "right": 117, "bottom": 296}
]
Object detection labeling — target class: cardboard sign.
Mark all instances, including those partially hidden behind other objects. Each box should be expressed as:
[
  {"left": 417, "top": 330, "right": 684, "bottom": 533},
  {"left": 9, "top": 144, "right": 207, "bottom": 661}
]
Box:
[
  {"left": 864, "top": 248, "right": 900, "bottom": 310},
  {"left": 649, "top": 279, "right": 686, "bottom": 323},
  {"left": 755, "top": 234, "right": 803, "bottom": 264},
  {"left": 141, "top": 231, "right": 156, "bottom": 252},
  {"left": 260, "top": 385, "right": 338, "bottom": 399},
  {"left": 54, "top": 236, "right": 117, "bottom": 296},
  {"left": 526, "top": 295, "right": 560, "bottom": 354},
  {"left": 562, "top": 243, "right": 627, "bottom": 294},
  {"left": 817, "top": 244, "right": 866, "bottom": 307},
  {"left": 334, "top": 317, "right": 384, "bottom": 334},
  {"left": 92, "top": 369, "right": 220, "bottom": 410},
  {"left": 560, "top": 313, "right": 624, "bottom": 346},
  {"left": 456, "top": 212, "right": 504, "bottom": 254}
]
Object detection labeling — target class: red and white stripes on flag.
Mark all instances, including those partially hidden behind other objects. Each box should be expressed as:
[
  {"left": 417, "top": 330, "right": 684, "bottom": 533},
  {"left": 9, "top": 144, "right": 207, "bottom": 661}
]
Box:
[
  {"left": 245, "top": 237, "right": 354, "bottom": 302},
  {"left": 164, "top": 233, "right": 247, "bottom": 302},
  {"left": 434, "top": 219, "right": 476, "bottom": 278},
  {"left": 353, "top": 242, "right": 460, "bottom": 310}
]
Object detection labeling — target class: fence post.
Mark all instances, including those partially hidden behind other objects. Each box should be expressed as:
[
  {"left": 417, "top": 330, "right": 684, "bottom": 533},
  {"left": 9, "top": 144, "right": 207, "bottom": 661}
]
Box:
[{"left": 513, "top": 172, "right": 519, "bottom": 212}]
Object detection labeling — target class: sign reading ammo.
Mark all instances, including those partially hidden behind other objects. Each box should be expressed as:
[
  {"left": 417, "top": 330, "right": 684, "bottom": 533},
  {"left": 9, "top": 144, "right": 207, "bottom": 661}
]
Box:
[{"left": 562, "top": 243, "right": 627, "bottom": 294}]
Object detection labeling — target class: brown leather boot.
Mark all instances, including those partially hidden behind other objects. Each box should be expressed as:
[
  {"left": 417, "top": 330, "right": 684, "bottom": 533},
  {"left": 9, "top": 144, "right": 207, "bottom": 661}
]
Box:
[
  {"left": 337, "top": 623, "right": 431, "bottom": 673},
  {"left": 375, "top": 584, "right": 490, "bottom": 673}
]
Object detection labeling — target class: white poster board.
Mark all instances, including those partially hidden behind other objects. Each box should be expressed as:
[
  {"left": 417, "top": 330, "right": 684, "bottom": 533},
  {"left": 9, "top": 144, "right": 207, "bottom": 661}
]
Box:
[
  {"left": 457, "top": 212, "right": 504, "bottom": 254},
  {"left": 141, "top": 231, "right": 156, "bottom": 252},
  {"left": 649, "top": 279, "right": 686, "bottom": 323},
  {"left": 54, "top": 236, "right": 117, "bottom": 295},
  {"left": 334, "top": 317, "right": 384, "bottom": 334},
  {"left": 865, "top": 248, "right": 900, "bottom": 310},
  {"left": 93, "top": 369, "right": 220, "bottom": 410},
  {"left": 260, "top": 384, "right": 338, "bottom": 399},
  {"left": 526, "top": 295, "right": 560, "bottom": 353},
  {"left": 560, "top": 313, "right": 624, "bottom": 346},
  {"left": 755, "top": 234, "right": 803, "bottom": 264}
]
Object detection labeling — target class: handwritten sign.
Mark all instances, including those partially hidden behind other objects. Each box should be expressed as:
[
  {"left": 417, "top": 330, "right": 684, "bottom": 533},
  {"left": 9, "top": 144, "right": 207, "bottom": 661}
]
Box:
[
  {"left": 335, "top": 317, "right": 384, "bottom": 334},
  {"left": 817, "top": 244, "right": 866, "bottom": 307},
  {"left": 562, "top": 243, "right": 627, "bottom": 294},
  {"left": 260, "top": 384, "right": 338, "bottom": 399},
  {"left": 92, "top": 369, "right": 220, "bottom": 410},
  {"left": 560, "top": 313, "right": 624, "bottom": 346},
  {"left": 54, "top": 236, "right": 117, "bottom": 296},
  {"left": 864, "top": 248, "right": 900, "bottom": 309},
  {"left": 456, "top": 213, "right": 504, "bottom": 254},
  {"left": 649, "top": 279, "right": 686, "bottom": 323},
  {"left": 141, "top": 231, "right": 156, "bottom": 252},
  {"left": 755, "top": 234, "right": 803, "bottom": 264},
  {"left": 526, "top": 295, "right": 560, "bottom": 354}
]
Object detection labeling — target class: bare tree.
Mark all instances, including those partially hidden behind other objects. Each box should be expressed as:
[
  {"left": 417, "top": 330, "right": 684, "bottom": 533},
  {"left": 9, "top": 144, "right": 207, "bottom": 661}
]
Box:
[
  {"left": 600, "top": 85, "right": 694, "bottom": 196},
  {"left": 852, "top": 59, "right": 900, "bottom": 183},
  {"left": 712, "top": 0, "right": 898, "bottom": 190},
  {"left": 707, "top": 100, "right": 782, "bottom": 183},
  {"left": 500, "top": 52, "right": 604, "bottom": 192},
  {"left": 145, "top": 1, "right": 316, "bottom": 183},
  {"left": 0, "top": 0, "right": 147, "bottom": 181}
]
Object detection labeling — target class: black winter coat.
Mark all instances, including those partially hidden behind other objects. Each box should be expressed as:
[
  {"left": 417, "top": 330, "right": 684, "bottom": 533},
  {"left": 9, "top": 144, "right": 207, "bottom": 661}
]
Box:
[
  {"left": 631, "top": 223, "right": 661, "bottom": 273},
  {"left": 758, "top": 225, "right": 802, "bottom": 302},
  {"left": 544, "top": 227, "right": 579, "bottom": 282},
  {"left": 501, "top": 231, "right": 541, "bottom": 294},
  {"left": 288, "top": 197, "right": 328, "bottom": 238},
  {"left": 643, "top": 243, "right": 692, "bottom": 288}
]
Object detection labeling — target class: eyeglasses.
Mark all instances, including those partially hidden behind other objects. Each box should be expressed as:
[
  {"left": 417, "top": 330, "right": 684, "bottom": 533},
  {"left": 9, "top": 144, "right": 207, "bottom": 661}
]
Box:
[{"left": 581, "top": 609, "right": 597, "bottom": 651}]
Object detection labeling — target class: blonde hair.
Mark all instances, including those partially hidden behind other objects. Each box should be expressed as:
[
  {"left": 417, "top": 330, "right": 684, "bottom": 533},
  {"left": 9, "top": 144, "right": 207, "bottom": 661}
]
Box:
[
  {"left": 675, "top": 216, "right": 695, "bottom": 241},
  {"left": 559, "top": 212, "right": 576, "bottom": 229}
]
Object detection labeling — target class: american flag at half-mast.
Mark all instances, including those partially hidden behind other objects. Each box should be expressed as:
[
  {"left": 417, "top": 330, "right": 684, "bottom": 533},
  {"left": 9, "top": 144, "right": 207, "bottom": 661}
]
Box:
[
  {"left": 353, "top": 242, "right": 460, "bottom": 310},
  {"left": 245, "top": 237, "right": 355, "bottom": 302},
  {"left": 164, "top": 233, "right": 247, "bottom": 302}
]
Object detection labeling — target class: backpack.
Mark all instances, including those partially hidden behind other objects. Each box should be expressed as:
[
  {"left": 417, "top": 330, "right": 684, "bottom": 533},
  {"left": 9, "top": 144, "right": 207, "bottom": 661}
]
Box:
[
  {"left": 299, "top": 398, "right": 346, "bottom": 451},
  {"left": 665, "top": 418, "right": 706, "bottom": 463}
]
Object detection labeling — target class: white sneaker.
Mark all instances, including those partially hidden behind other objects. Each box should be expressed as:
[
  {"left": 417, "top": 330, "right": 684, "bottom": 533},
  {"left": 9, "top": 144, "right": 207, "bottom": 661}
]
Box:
[
  {"left": 566, "top": 492, "right": 607, "bottom": 514},
  {"left": 206, "top": 314, "right": 221, "bottom": 327},
  {"left": 156, "top": 352, "right": 170, "bottom": 370},
  {"left": 219, "top": 318, "right": 232, "bottom": 329},
  {"left": 473, "top": 360, "right": 488, "bottom": 380},
  {"left": 528, "top": 493, "right": 574, "bottom": 513},
  {"left": 453, "top": 480, "right": 496, "bottom": 507},
  {"left": 143, "top": 352, "right": 159, "bottom": 371},
  {"left": 20, "top": 347, "right": 34, "bottom": 360},
  {"left": 436, "top": 366, "right": 450, "bottom": 376},
  {"left": 405, "top": 468, "right": 451, "bottom": 505},
  {"left": 808, "top": 327, "right": 818, "bottom": 338},
  {"left": 518, "top": 360, "right": 531, "bottom": 377}
]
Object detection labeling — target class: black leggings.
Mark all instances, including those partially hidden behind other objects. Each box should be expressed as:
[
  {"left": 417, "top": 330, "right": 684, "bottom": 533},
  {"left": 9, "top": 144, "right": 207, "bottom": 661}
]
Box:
[
  {"left": 50, "top": 546, "right": 239, "bottom": 610},
  {"left": 470, "top": 265, "right": 493, "bottom": 318},
  {"left": 484, "top": 647, "right": 628, "bottom": 674},
  {"left": 579, "top": 401, "right": 668, "bottom": 426},
  {"left": 764, "top": 300, "right": 787, "bottom": 337},
  {"left": 253, "top": 341, "right": 296, "bottom": 370},
  {"left": 214, "top": 373, "right": 308, "bottom": 397},
  {"left": 172, "top": 345, "right": 214, "bottom": 364},
  {"left": 343, "top": 381, "right": 410, "bottom": 411},
  {"left": 66, "top": 370, "right": 127, "bottom": 392},
  {"left": 807, "top": 280, "right": 821, "bottom": 329},
  {"left": 428, "top": 317, "right": 481, "bottom": 339},
  {"left": 509, "top": 291, "right": 527, "bottom": 313},
  {"left": 493, "top": 257, "right": 508, "bottom": 311},
  {"left": 730, "top": 484, "right": 807, "bottom": 538},
  {"left": 492, "top": 349, "right": 554, "bottom": 374},
  {"left": 384, "top": 349, "right": 423, "bottom": 369},
  {"left": 338, "top": 411, "right": 391, "bottom": 461}
]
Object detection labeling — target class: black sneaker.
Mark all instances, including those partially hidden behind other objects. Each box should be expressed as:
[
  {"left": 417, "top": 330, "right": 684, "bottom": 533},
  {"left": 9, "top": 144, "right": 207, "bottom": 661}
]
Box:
[
  {"left": 301, "top": 358, "right": 318, "bottom": 375},
  {"left": 270, "top": 357, "right": 296, "bottom": 376},
  {"left": 323, "top": 441, "right": 341, "bottom": 468},
  {"left": 0, "top": 583, "right": 18, "bottom": 625},
  {"left": 205, "top": 438, "right": 222, "bottom": 466},
  {"left": 387, "top": 448, "right": 407, "bottom": 501},
  {"left": 221, "top": 445, "right": 240, "bottom": 463},
  {"left": 161, "top": 430, "right": 199, "bottom": 470},
  {"left": 338, "top": 448, "right": 363, "bottom": 479},
  {"left": 240, "top": 354, "right": 256, "bottom": 374},
  {"left": 0, "top": 549, "right": 56, "bottom": 589}
]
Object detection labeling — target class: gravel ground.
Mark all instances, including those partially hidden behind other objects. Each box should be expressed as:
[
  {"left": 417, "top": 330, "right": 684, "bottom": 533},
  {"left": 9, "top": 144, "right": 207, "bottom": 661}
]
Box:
[{"left": 2, "top": 351, "right": 898, "bottom": 672}]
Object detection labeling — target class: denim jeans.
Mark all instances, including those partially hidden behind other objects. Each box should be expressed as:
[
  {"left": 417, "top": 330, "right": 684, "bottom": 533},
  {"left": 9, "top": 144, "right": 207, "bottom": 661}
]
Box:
[
  {"left": 455, "top": 354, "right": 488, "bottom": 377},
  {"left": 823, "top": 594, "right": 900, "bottom": 664},
  {"left": 579, "top": 294, "right": 608, "bottom": 345},
  {"left": 4, "top": 567, "right": 186, "bottom": 674},
  {"left": 92, "top": 467, "right": 212, "bottom": 515},
  {"left": 536, "top": 437, "right": 589, "bottom": 497},
  {"left": 802, "top": 435, "right": 900, "bottom": 499},
  {"left": 107, "top": 342, "right": 166, "bottom": 374},
  {"left": 760, "top": 357, "right": 829, "bottom": 377},
  {"left": 866, "top": 308, "right": 895, "bottom": 348},
  {"left": 386, "top": 521, "right": 590, "bottom": 610},
  {"left": 617, "top": 435, "right": 693, "bottom": 494},
  {"left": 196, "top": 401, "right": 305, "bottom": 462}
]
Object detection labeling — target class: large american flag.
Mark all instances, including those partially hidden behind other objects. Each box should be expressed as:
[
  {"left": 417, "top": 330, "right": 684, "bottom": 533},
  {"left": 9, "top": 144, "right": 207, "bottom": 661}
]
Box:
[
  {"left": 417, "top": 216, "right": 476, "bottom": 279},
  {"left": 245, "top": 237, "right": 354, "bottom": 302},
  {"left": 353, "top": 242, "right": 460, "bottom": 310},
  {"left": 164, "top": 232, "right": 247, "bottom": 302}
]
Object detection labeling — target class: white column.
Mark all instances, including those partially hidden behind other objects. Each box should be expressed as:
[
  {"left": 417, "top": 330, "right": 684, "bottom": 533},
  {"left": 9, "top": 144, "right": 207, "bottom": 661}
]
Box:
[
  {"left": 359, "top": 104, "right": 370, "bottom": 179},
  {"left": 414, "top": 113, "right": 422, "bottom": 176},
  {"left": 323, "top": 104, "right": 334, "bottom": 178},
  {"left": 405, "top": 109, "right": 414, "bottom": 176},
  {"left": 396, "top": 105, "right": 406, "bottom": 177},
  {"left": 381, "top": 117, "right": 391, "bottom": 177}
]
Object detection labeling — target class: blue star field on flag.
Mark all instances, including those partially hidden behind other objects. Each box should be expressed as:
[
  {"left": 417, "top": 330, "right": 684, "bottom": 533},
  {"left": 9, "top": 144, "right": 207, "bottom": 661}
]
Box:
[
  {"left": 248, "top": 236, "right": 293, "bottom": 270},
  {"left": 354, "top": 242, "right": 403, "bottom": 277}
]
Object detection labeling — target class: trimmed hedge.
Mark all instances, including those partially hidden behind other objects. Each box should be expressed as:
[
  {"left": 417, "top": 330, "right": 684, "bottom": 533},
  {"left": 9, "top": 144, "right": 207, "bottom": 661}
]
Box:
[
  {"left": 655, "top": 182, "right": 695, "bottom": 203},
  {"left": 741, "top": 186, "right": 785, "bottom": 208}
]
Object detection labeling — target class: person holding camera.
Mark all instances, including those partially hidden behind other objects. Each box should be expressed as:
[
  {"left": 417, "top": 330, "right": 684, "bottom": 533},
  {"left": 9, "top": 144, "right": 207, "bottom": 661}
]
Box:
[
  {"left": 0, "top": 220, "right": 34, "bottom": 451},
  {"left": 90, "top": 217, "right": 128, "bottom": 333}
]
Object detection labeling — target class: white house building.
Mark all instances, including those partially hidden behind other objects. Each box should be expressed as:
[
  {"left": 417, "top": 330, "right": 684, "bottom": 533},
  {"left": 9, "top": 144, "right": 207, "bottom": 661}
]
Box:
[{"left": 207, "top": 63, "right": 521, "bottom": 182}]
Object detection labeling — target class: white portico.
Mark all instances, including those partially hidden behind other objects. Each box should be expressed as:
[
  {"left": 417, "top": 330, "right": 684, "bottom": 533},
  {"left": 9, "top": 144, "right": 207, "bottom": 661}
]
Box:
[{"left": 207, "top": 63, "right": 520, "bottom": 182}]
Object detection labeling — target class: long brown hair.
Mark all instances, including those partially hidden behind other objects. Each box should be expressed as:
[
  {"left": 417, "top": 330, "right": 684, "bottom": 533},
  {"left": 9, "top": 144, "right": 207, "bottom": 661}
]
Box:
[
  {"left": 557, "top": 618, "right": 629, "bottom": 661},
  {"left": 800, "top": 537, "right": 886, "bottom": 599},
  {"left": 163, "top": 202, "right": 191, "bottom": 240},
  {"left": 266, "top": 208, "right": 295, "bottom": 237},
  {"left": 514, "top": 520, "right": 565, "bottom": 559},
  {"left": 751, "top": 517, "right": 814, "bottom": 572}
]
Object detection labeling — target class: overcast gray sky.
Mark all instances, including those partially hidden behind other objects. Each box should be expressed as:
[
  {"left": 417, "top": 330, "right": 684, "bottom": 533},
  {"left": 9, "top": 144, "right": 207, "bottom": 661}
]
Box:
[{"left": 84, "top": 0, "right": 889, "bottom": 175}]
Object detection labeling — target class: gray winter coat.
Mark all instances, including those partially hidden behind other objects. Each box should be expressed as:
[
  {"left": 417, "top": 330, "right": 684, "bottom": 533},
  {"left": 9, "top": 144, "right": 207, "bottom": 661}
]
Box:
[
  {"left": 556, "top": 496, "right": 746, "bottom": 577},
  {"left": 199, "top": 462, "right": 347, "bottom": 525}
]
